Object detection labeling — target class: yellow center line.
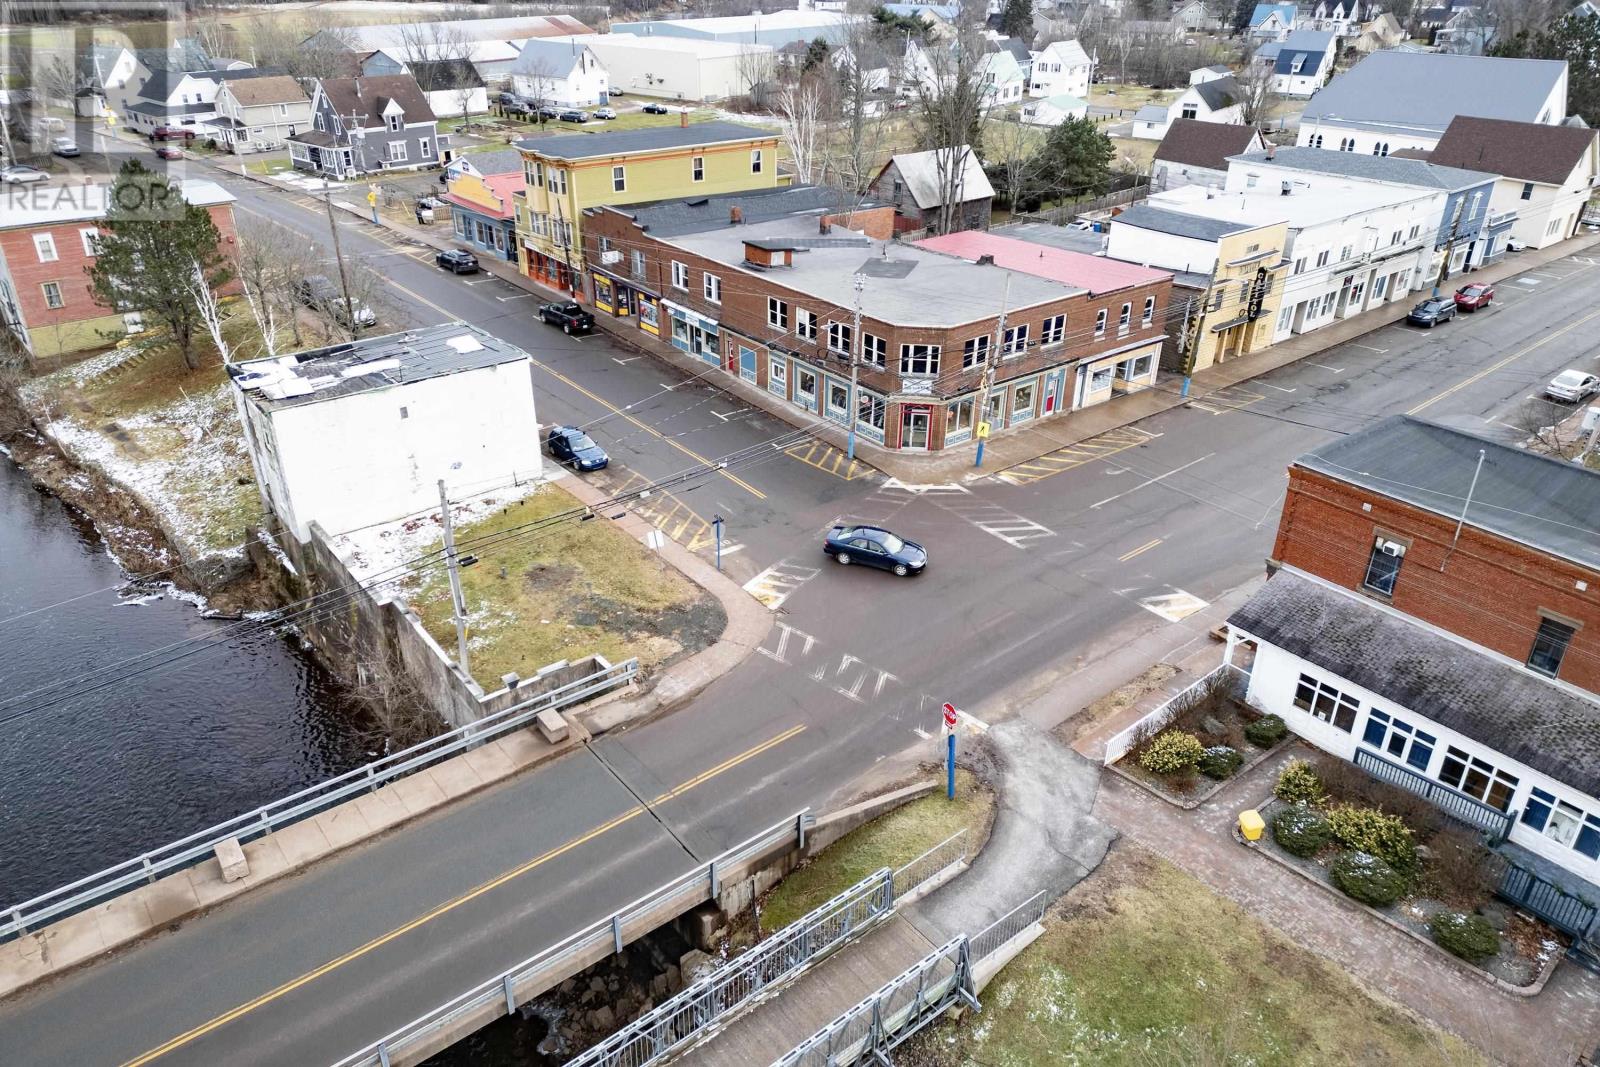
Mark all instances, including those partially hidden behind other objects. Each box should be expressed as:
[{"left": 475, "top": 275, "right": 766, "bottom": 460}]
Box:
[
  {"left": 533, "top": 359, "right": 767, "bottom": 500},
  {"left": 1407, "top": 305, "right": 1600, "bottom": 415},
  {"left": 121, "top": 724, "right": 807, "bottom": 1067},
  {"left": 1118, "top": 538, "right": 1163, "bottom": 563}
]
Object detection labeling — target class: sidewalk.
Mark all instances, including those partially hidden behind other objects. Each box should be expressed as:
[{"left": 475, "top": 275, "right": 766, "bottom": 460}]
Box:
[{"left": 213, "top": 154, "right": 1600, "bottom": 482}]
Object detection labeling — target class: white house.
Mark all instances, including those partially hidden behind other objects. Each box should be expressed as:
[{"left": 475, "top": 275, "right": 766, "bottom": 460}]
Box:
[
  {"left": 1028, "top": 39, "right": 1092, "bottom": 99},
  {"left": 1428, "top": 116, "right": 1600, "bottom": 250},
  {"left": 1172, "top": 1, "right": 1220, "bottom": 32},
  {"left": 1264, "top": 30, "right": 1338, "bottom": 96},
  {"left": 1153, "top": 120, "right": 1267, "bottom": 190},
  {"left": 508, "top": 38, "right": 609, "bottom": 108},
  {"left": 1020, "top": 93, "right": 1089, "bottom": 126},
  {"left": 1131, "top": 70, "right": 1242, "bottom": 141},
  {"left": 1109, "top": 180, "right": 1441, "bottom": 341},
  {"left": 1304, "top": 0, "right": 1371, "bottom": 36},
  {"left": 1299, "top": 51, "right": 1569, "bottom": 156},
  {"left": 980, "top": 48, "right": 1028, "bottom": 106},
  {"left": 229, "top": 323, "right": 542, "bottom": 543},
  {"left": 552, "top": 33, "right": 772, "bottom": 102},
  {"left": 1248, "top": 2, "right": 1298, "bottom": 40}
]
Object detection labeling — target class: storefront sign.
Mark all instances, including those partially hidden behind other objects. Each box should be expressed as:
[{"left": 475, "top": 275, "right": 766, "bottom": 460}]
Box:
[
  {"left": 592, "top": 273, "right": 615, "bottom": 314},
  {"left": 638, "top": 294, "right": 660, "bottom": 336},
  {"left": 662, "top": 299, "right": 719, "bottom": 333}
]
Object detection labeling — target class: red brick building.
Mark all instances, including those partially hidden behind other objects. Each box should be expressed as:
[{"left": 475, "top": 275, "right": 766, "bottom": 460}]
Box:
[
  {"left": 1269, "top": 416, "right": 1600, "bottom": 695},
  {"left": 582, "top": 186, "right": 1172, "bottom": 454},
  {"left": 0, "top": 180, "right": 239, "bottom": 362}
]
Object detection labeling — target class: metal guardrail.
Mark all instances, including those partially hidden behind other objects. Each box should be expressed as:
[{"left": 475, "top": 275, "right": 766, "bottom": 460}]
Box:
[
  {"left": 971, "top": 891, "right": 1048, "bottom": 962},
  {"left": 1, "top": 659, "right": 638, "bottom": 942},
  {"left": 566, "top": 829, "right": 970, "bottom": 1067},
  {"left": 771, "top": 938, "right": 977, "bottom": 1067},
  {"left": 1353, "top": 747, "right": 1515, "bottom": 841},
  {"left": 1500, "top": 862, "right": 1598, "bottom": 940},
  {"left": 331, "top": 812, "right": 812, "bottom": 1067}
]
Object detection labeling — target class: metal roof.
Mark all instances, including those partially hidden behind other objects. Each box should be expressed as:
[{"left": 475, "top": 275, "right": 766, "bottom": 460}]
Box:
[
  {"left": 1229, "top": 146, "right": 1495, "bottom": 190},
  {"left": 1302, "top": 51, "right": 1568, "bottom": 138},
  {"left": 1295, "top": 415, "right": 1600, "bottom": 571},
  {"left": 517, "top": 121, "right": 776, "bottom": 161},
  {"left": 1230, "top": 569, "right": 1600, "bottom": 796},
  {"left": 1111, "top": 203, "right": 1256, "bottom": 241}
]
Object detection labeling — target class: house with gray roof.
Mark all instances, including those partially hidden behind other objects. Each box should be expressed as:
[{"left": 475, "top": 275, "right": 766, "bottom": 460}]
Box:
[
  {"left": 1230, "top": 416, "right": 1600, "bottom": 903},
  {"left": 1428, "top": 115, "right": 1600, "bottom": 251},
  {"left": 1132, "top": 66, "right": 1244, "bottom": 141},
  {"left": 1264, "top": 29, "right": 1337, "bottom": 96},
  {"left": 1298, "top": 50, "right": 1569, "bottom": 156},
  {"left": 507, "top": 38, "right": 608, "bottom": 109},
  {"left": 868, "top": 146, "right": 995, "bottom": 233},
  {"left": 288, "top": 74, "right": 443, "bottom": 176}
]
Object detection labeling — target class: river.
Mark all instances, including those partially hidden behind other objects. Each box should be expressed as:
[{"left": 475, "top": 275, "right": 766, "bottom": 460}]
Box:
[{"left": 0, "top": 455, "right": 373, "bottom": 908}]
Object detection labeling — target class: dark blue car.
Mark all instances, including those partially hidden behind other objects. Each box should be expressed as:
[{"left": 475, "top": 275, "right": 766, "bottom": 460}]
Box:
[
  {"left": 547, "top": 425, "right": 608, "bottom": 472},
  {"left": 823, "top": 524, "right": 927, "bottom": 577}
]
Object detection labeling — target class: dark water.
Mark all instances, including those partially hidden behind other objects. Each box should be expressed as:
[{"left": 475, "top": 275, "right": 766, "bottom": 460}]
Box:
[{"left": 0, "top": 455, "right": 374, "bottom": 907}]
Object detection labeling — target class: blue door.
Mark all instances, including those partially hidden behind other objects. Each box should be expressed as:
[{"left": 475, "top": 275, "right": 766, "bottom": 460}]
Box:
[{"left": 739, "top": 345, "right": 756, "bottom": 382}]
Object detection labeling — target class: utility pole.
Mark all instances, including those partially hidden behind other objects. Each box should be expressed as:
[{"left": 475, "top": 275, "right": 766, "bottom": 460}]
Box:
[
  {"left": 438, "top": 479, "right": 472, "bottom": 682},
  {"left": 1431, "top": 196, "right": 1467, "bottom": 298},
  {"left": 973, "top": 272, "right": 1011, "bottom": 467},
  {"left": 846, "top": 273, "right": 864, "bottom": 461},
  {"left": 319, "top": 109, "right": 364, "bottom": 341}
]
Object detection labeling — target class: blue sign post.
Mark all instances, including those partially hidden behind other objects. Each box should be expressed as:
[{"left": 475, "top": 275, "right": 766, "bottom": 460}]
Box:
[
  {"left": 942, "top": 703, "right": 958, "bottom": 799},
  {"left": 712, "top": 515, "right": 725, "bottom": 571}
]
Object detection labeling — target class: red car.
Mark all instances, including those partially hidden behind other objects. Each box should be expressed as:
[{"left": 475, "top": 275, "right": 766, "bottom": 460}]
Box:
[
  {"left": 150, "top": 126, "right": 196, "bottom": 142},
  {"left": 1454, "top": 283, "right": 1494, "bottom": 311},
  {"left": 153, "top": 143, "right": 184, "bottom": 161}
]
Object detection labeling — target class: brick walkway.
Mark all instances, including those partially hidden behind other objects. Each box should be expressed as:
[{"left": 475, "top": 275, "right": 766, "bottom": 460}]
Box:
[{"left": 1096, "top": 749, "right": 1600, "bottom": 1067}]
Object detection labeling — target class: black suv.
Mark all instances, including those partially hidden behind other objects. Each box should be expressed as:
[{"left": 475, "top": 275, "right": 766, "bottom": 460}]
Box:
[
  {"left": 539, "top": 301, "right": 595, "bottom": 334},
  {"left": 436, "top": 249, "right": 480, "bottom": 274}
]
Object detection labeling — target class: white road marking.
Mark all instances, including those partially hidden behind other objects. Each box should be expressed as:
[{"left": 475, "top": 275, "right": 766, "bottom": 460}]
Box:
[
  {"left": 1090, "top": 454, "right": 1213, "bottom": 510},
  {"left": 1345, "top": 343, "right": 1387, "bottom": 354},
  {"left": 955, "top": 709, "right": 989, "bottom": 733},
  {"left": 937, "top": 500, "right": 1056, "bottom": 548},
  {"left": 496, "top": 293, "right": 534, "bottom": 302},
  {"left": 743, "top": 560, "right": 823, "bottom": 610},
  {"left": 758, "top": 621, "right": 816, "bottom": 664},
  {"left": 913, "top": 726, "right": 932, "bottom": 740},
  {"left": 611, "top": 356, "right": 641, "bottom": 365},
  {"left": 1139, "top": 589, "right": 1210, "bottom": 622},
  {"left": 1258, "top": 382, "right": 1297, "bottom": 393},
  {"left": 1307, "top": 362, "right": 1345, "bottom": 373}
]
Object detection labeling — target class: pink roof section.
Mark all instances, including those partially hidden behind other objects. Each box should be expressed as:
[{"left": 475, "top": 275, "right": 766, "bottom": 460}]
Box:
[
  {"left": 913, "top": 231, "right": 1171, "bottom": 297},
  {"left": 442, "top": 172, "right": 523, "bottom": 220}
]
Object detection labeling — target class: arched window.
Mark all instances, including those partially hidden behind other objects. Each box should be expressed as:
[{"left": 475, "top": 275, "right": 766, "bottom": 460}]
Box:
[
  {"left": 1312, "top": 134, "right": 1324, "bottom": 148},
  {"left": 1379, "top": 142, "right": 1389, "bottom": 157}
]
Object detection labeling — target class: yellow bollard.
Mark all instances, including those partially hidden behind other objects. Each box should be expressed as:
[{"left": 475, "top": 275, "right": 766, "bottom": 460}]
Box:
[{"left": 1239, "top": 809, "right": 1265, "bottom": 842}]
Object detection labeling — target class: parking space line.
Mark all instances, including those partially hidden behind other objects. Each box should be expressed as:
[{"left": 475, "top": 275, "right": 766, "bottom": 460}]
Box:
[
  {"left": 783, "top": 440, "right": 877, "bottom": 482},
  {"left": 995, "top": 426, "right": 1160, "bottom": 486}
]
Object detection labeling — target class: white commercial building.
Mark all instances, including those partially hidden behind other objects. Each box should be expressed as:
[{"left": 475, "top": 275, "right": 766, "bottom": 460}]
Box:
[
  {"left": 1109, "top": 180, "right": 1440, "bottom": 341},
  {"left": 552, "top": 34, "right": 774, "bottom": 102},
  {"left": 509, "top": 38, "right": 610, "bottom": 108},
  {"left": 611, "top": 10, "right": 854, "bottom": 50},
  {"left": 230, "top": 323, "right": 541, "bottom": 543}
]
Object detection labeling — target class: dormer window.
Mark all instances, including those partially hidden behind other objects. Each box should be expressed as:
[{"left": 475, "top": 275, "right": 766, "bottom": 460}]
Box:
[{"left": 386, "top": 113, "right": 402, "bottom": 132}]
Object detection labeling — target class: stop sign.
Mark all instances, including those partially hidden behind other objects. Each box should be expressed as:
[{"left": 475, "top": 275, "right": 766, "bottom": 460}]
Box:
[{"left": 942, "top": 702, "right": 958, "bottom": 729}]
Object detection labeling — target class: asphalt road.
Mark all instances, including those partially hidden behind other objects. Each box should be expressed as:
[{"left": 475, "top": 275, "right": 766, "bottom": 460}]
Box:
[{"left": 3, "top": 168, "right": 1597, "bottom": 1066}]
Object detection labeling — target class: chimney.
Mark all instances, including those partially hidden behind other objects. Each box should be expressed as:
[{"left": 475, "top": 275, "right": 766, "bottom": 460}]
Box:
[
  {"left": 730, "top": 205, "right": 744, "bottom": 225},
  {"left": 976, "top": 253, "right": 995, "bottom": 266},
  {"left": 680, "top": 109, "right": 688, "bottom": 128},
  {"left": 1266, "top": 142, "right": 1276, "bottom": 160}
]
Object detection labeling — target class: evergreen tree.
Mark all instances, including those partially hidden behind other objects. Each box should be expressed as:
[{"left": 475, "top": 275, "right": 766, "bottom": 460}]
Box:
[
  {"left": 88, "top": 159, "right": 233, "bottom": 371},
  {"left": 1232, "top": 0, "right": 1257, "bottom": 35},
  {"left": 1039, "top": 116, "right": 1115, "bottom": 199},
  {"left": 1491, "top": 15, "right": 1600, "bottom": 125},
  {"left": 1000, "top": 0, "right": 1035, "bottom": 40}
]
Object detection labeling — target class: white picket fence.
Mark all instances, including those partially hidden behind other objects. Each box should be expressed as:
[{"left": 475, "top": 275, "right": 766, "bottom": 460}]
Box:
[{"left": 1101, "top": 662, "right": 1246, "bottom": 766}]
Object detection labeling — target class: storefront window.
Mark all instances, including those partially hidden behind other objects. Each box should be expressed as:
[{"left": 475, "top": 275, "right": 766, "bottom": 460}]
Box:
[
  {"left": 1090, "top": 366, "right": 1113, "bottom": 391},
  {"left": 797, "top": 368, "right": 817, "bottom": 401},
  {"left": 672, "top": 316, "right": 689, "bottom": 346},
  {"left": 858, "top": 391, "right": 885, "bottom": 430},
  {"left": 769, "top": 357, "right": 787, "bottom": 397},
  {"left": 1012, "top": 381, "right": 1036, "bottom": 420},
  {"left": 946, "top": 396, "right": 974, "bottom": 436},
  {"left": 827, "top": 380, "right": 850, "bottom": 420}
]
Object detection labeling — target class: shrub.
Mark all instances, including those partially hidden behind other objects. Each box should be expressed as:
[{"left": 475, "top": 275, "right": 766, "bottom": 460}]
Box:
[
  {"left": 1274, "top": 759, "right": 1323, "bottom": 805},
  {"left": 1199, "top": 745, "right": 1243, "bottom": 780},
  {"left": 1273, "top": 804, "right": 1333, "bottom": 857},
  {"left": 1244, "top": 714, "right": 1287, "bottom": 748},
  {"left": 1424, "top": 826, "right": 1506, "bottom": 908},
  {"left": 1430, "top": 911, "right": 1501, "bottom": 962},
  {"left": 1326, "top": 805, "right": 1418, "bottom": 875},
  {"left": 1330, "top": 851, "right": 1409, "bottom": 907},
  {"left": 1310, "top": 754, "right": 1446, "bottom": 841},
  {"left": 1139, "top": 730, "right": 1205, "bottom": 775}
]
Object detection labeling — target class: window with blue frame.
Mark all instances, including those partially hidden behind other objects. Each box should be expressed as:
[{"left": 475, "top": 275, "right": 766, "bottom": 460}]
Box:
[
  {"left": 1360, "top": 708, "right": 1434, "bottom": 772},
  {"left": 1521, "top": 787, "right": 1600, "bottom": 861}
]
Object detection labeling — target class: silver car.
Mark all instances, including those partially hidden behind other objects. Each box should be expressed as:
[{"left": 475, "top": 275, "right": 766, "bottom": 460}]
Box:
[
  {"left": 1546, "top": 369, "right": 1600, "bottom": 403},
  {"left": 51, "top": 136, "right": 79, "bottom": 157}
]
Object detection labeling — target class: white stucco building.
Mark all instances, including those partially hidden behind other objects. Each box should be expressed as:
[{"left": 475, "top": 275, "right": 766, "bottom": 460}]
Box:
[
  {"left": 552, "top": 33, "right": 773, "bottom": 102},
  {"left": 230, "top": 323, "right": 541, "bottom": 542},
  {"left": 509, "top": 38, "right": 610, "bottom": 108},
  {"left": 1428, "top": 115, "right": 1600, "bottom": 251}
]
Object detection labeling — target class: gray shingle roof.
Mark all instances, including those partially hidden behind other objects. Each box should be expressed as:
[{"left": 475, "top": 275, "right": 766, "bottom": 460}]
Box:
[
  {"left": 1112, "top": 202, "right": 1255, "bottom": 241},
  {"left": 607, "top": 184, "right": 877, "bottom": 238},
  {"left": 1303, "top": 51, "right": 1569, "bottom": 138},
  {"left": 1229, "top": 569, "right": 1600, "bottom": 796},
  {"left": 1229, "top": 146, "right": 1494, "bottom": 190},
  {"left": 516, "top": 120, "right": 775, "bottom": 161},
  {"left": 1295, "top": 415, "right": 1600, "bottom": 571},
  {"left": 1191, "top": 76, "right": 1240, "bottom": 111},
  {"left": 453, "top": 148, "right": 526, "bottom": 176}
]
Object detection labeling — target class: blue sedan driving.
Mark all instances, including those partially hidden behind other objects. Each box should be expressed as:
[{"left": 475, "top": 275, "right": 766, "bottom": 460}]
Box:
[
  {"left": 546, "top": 425, "right": 609, "bottom": 472},
  {"left": 823, "top": 524, "right": 927, "bottom": 577}
]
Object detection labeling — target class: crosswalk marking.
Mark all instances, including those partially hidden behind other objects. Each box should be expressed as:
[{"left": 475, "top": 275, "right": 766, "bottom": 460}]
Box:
[
  {"left": 1139, "top": 589, "right": 1210, "bottom": 622},
  {"left": 936, "top": 499, "right": 1056, "bottom": 549},
  {"left": 1186, "top": 386, "right": 1266, "bottom": 416},
  {"left": 783, "top": 440, "right": 877, "bottom": 481},
  {"left": 743, "top": 560, "right": 823, "bottom": 610},
  {"left": 996, "top": 427, "right": 1160, "bottom": 486}
]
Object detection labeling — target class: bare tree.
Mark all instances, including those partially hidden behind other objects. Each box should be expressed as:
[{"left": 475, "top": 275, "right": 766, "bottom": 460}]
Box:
[
  {"left": 235, "top": 215, "right": 308, "bottom": 357},
  {"left": 827, "top": 17, "right": 899, "bottom": 199},
  {"left": 189, "top": 260, "right": 233, "bottom": 365},
  {"left": 397, "top": 21, "right": 478, "bottom": 131},
  {"left": 987, "top": 113, "right": 1043, "bottom": 211},
  {"left": 1234, "top": 49, "right": 1279, "bottom": 127},
  {"left": 909, "top": 26, "right": 992, "bottom": 234},
  {"left": 513, "top": 55, "right": 559, "bottom": 124},
  {"left": 734, "top": 45, "right": 777, "bottom": 109},
  {"left": 192, "top": 17, "right": 235, "bottom": 65},
  {"left": 1509, "top": 398, "right": 1584, "bottom": 458},
  {"left": 349, "top": 653, "right": 448, "bottom": 751},
  {"left": 776, "top": 76, "right": 826, "bottom": 184}
]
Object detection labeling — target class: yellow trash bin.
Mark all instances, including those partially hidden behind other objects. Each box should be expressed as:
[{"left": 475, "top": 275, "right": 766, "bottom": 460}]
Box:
[{"left": 1239, "top": 809, "right": 1265, "bottom": 842}]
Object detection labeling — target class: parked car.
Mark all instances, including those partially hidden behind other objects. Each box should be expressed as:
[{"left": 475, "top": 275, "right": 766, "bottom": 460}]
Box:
[
  {"left": 496, "top": 90, "right": 521, "bottom": 106},
  {"left": 435, "top": 248, "right": 480, "bottom": 274},
  {"left": 558, "top": 109, "right": 589, "bottom": 123},
  {"left": 1406, "top": 297, "right": 1456, "bottom": 328},
  {"left": 0, "top": 164, "right": 48, "bottom": 184},
  {"left": 150, "top": 125, "right": 196, "bottom": 142},
  {"left": 1453, "top": 283, "right": 1494, "bottom": 311},
  {"left": 538, "top": 104, "right": 561, "bottom": 119},
  {"left": 594, "top": 107, "right": 617, "bottom": 120},
  {"left": 823, "top": 524, "right": 927, "bottom": 577},
  {"left": 1506, "top": 237, "right": 1529, "bottom": 252},
  {"left": 607, "top": 88, "right": 625, "bottom": 97},
  {"left": 50, "top": 136, "right": 79, "bottom": 157},
  {"left": 641, "top": 102, "right": 671, "bottom": 115},
  {"left": 1545, "top": 369, "right": 1600, "bottom": 403},
  {"left": 539, "top": 301, "right": 594, "bottom": 334},
  {"left": 153, "top": 143, "right": 184, "bottom": 161},
  {"left": 546, "top": 425, "right": 608, "bottom": 471},
  {"left": 296, "top": 274, "right": 376, "bottom": 328}
]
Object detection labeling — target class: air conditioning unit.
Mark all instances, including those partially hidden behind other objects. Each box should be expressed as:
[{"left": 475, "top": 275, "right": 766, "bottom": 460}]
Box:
[
  {"left": 344, "top": 168, "right": 357, "bottom": 180},
  {"left": 600, "top": 250, "right": 622, "bottom": 265},
  {"left": 1377, "top": 539, "right": 1406, "bottom": 557}
]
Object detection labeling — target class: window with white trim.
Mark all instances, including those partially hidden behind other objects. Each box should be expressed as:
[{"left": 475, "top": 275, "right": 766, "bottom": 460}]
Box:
[
  {"left": 386, "top": 113, "right": 402, "bottom": 132},
  {"left": 963, "top": 335, "right": 989, "bottom": 368},
  {"left": 1361, "top": 709, "right": 1435, "bottom": 772},
  {"left": 631, "top": 250, "right": 645, "bottom": 279},
  {"left": 827, "top": 320, "right": 853, "bottom": 355},
  {"left": 947, "top": 396, "right": 974, "bottom": 434},
  {"left": 858, "top": 389, "right": 886, "bottom": 432},
  {"left": 796, "top": 308, "right": 816, "bottom": 342},
  {"left": 703, "top": 273, "right": 721, "bottom": 303},
  {"left": 1522, "top": 789, "right": 1600, "bottom": 859},
  {"left": 1142, "top": 296, "right": 1155, "bottom": 325},
  {"left": 862, "top": 332, "right": 887, "bottom": 366},
  {"left": 547, "top": 169, "right": 567, "bottom": 195},
  {"left": 33, "top": 234, "right": 57, "bottom": 263},
  {"left": 1529, "top": 615, "right": 1577, "bottom": 677},
  {"left": 1041, "top": 314, "right": 1064, "bottom": 346},
  {"left": 827, "top": 380, "right": 850, "bottom": 418},
  {"left": 692, "top": 155, "right": 704, "bottom": 182},
  {"left": 671, "top": 261, "right": 688, "bottom": 289},
  {"left": 1362, "top": 535, "right": 1405, "bottom": 596},
  {"left": 1002, "top": 323, "right": 1028, "bottom": 356},
  {"left": 768, "top": 297, "right": 789, "bottom": 330},
  {"left": 1291, "top": 673, "right": 1358, "bottom": 732},
  {"left": 41, "top": 281, "right": 64, "bottom": 309},
  {"left": 751, "top": 149, "right": 763, "bottom": 174},
  {"left": 418, "top": 137, "right": 431, "bottom": 160},
  {"left": 1438, "top": 746, "right": 1519, "bottom": 811},
  {"left": 899, "top": 343, "right": 939, "bottom": 376},
  {"left": 79, "top": 229, "right": 102, "bottom": 257},
  {"left": 612, "top": 165, "right": 626, "bottom": 193},
  {"left": 386, "top": 140, "right": 407, "bottom": 162},
  {"left": 1118, "top": 302, "right": 1131, "bottom": 331}
]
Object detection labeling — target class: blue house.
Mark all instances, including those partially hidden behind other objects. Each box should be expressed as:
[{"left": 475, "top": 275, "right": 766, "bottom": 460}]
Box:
[{"left": 441, "top": 169, "right": 522, "bottom": 261}]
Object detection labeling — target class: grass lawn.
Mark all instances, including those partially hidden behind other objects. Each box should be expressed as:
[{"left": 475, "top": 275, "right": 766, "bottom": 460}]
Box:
[
  {"left": 759, "top": 769, "right": 994, "bottom": 931},
  {"left": 406, "top": 484, "right": 722, "bottom": 686},
  {"left": 1090, "top": 83, "right": 1175, "bottom": 110},
  {"left": 904, "top": 846, "right": 1488, "bottom": 1067},
  {"left": 245, "top": 158, "right": 293, "bottom": 176},
  {"left": 1110, "top": 136, "right": 1158, "bottom": 172}
]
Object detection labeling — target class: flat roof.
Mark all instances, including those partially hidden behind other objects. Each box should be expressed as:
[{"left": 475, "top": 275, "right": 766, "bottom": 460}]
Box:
[
  {"left": 0, "top": 179, "right": 234, "bottom": 228},
  {"left": 665, "top": 216, "right": 1078, "bottom": 327},
  {"left": 230, "top": 323, "right": 530, "bottom": 412},
  {"left": 1294, "top": 414, "right": 1600, "bottom": 572},
  {"left": 914, "top": 230, "right": 1169, "bottom": 296},
  {"left": 516, "top": 120, "right": 776, "bottom": 161},
  {"left": 1134, "top": 181, "right": 1434, "bottom": 232},
  {"left": 552, "top": 33, "right": 770, "bottom": 57}
]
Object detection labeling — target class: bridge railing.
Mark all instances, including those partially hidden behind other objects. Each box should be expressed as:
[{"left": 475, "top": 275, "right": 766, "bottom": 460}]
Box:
[
  {"left": 330, "top": 811, "right": 813, "bottom": 1067},
  {"left": 971, "top": 890, "right": 1048, "bottom": 961},
  {"left": 1, "top": 658, "right": 639, "bottom": 943},
  {"left": 565, "top": 828, "right": 970, "bottom": 1067}
]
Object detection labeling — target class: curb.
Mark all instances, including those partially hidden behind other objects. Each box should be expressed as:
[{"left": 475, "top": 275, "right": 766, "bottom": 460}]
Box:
[{"left": 551, "top": 472, "right": 772, "bottom": 736}]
